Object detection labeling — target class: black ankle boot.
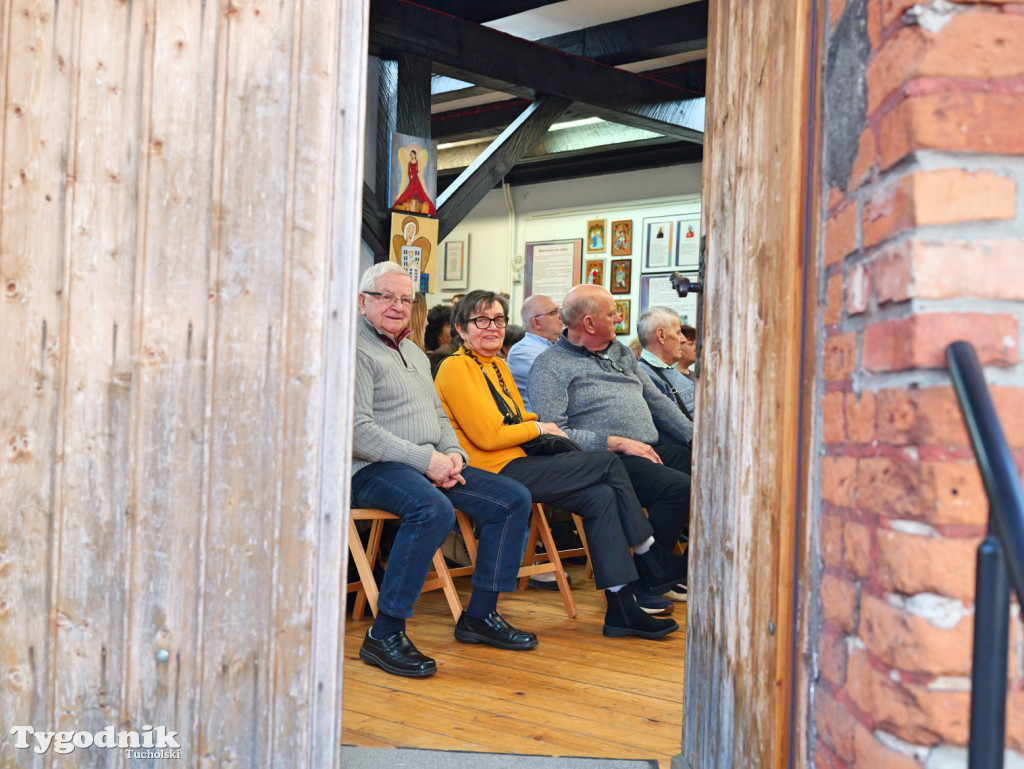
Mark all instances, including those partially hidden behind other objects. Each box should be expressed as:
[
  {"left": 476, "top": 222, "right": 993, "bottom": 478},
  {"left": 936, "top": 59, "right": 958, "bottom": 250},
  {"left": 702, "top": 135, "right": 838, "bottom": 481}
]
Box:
[
  {"left": 603, "top": 585, "right": 679, "bottom": 639},
  {"left": 635, "top": 543, "right": 688, "bottom": 594}
]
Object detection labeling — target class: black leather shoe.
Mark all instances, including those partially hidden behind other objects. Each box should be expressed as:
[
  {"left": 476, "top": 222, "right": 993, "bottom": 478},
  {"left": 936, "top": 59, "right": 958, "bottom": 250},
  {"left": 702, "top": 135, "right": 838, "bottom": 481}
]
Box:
[
  {"left": 454, "top": 610, "right": 538, "bottom": 650},
  {"left": 359, "top": 629, "right": 437, "bottom": 677}
]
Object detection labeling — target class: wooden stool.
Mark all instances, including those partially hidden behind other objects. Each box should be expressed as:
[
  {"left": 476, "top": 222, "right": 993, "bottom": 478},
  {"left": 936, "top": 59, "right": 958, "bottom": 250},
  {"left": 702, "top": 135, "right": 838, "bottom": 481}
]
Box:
[
  {"left": 452, "top": 503, "right": 579, "bottom": 619},
  {"left": 519, "top": 508, "right": 594, "bottom": 584},
  {"left": 347, "top": 508, "right": 463, "bottom": 621}
]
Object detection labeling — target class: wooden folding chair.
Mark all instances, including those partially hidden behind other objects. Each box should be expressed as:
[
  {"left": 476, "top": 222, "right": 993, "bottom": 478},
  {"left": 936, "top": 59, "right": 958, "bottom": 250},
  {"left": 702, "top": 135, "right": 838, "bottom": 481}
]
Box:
[
  {"left": 347, "top": 509, "right": 463, "bottom": 621},
  {"left": 519, "top": 508, "right": 594, "bottom": 584},
  {"left": 452, "top": 503, "right": 579, "bottom": 619}
]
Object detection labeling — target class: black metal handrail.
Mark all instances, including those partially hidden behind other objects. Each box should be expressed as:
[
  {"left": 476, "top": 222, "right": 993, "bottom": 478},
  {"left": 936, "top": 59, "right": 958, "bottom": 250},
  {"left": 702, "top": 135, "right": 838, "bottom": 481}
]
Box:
[{"left": 946, "top": 341, "right": 1024, "bottom": 769}]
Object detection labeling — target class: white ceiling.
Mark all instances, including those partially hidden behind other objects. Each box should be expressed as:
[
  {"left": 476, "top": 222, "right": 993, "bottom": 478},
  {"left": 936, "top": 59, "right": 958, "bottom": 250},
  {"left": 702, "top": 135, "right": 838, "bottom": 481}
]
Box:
[{"left": 485, "top": 0, "right": 701, "bottom": 39}]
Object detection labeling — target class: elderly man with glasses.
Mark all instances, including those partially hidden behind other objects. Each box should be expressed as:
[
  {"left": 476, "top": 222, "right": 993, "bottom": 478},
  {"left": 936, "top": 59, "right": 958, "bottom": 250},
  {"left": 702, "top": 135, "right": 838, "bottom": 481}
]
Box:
[
  {"left": 505, "top": 294, "right": 564, "bottom": 411},
  {"left": 351, "top": 262, "right": 538, "bottom": 679},
  {"left": 528, "top": 284, "right": 693, "bottom": 602}
]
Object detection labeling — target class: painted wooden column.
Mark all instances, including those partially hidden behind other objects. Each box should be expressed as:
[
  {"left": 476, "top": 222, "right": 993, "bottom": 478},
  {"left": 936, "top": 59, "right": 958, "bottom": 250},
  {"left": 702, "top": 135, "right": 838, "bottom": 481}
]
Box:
[{"left": 0, "top": 1, "right": 368, "bottom": 767}]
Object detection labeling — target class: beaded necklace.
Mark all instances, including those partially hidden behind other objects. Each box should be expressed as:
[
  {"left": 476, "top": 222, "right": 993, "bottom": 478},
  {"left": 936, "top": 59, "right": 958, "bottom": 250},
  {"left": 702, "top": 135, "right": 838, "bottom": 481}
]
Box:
[{"left": 463, "top": 346, "right": 523, "bottom": 423}]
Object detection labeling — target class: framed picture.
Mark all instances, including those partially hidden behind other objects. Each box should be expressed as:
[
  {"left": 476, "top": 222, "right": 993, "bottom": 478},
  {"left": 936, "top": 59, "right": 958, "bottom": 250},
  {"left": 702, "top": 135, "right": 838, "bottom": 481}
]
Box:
[
  {"left": 440, "top": 239, "right": 469, "bottom": 290},
  {"left": 614, "top": 299, "right": 631, "bottom": 335},
  {"left": 389, "top": 132, "right": 438, "bottom": 216},
  {"left": 586, "top": 219, "right": 606, "bottom": 253},
  {"left": 389, "top": 212, "right": 438, "bottom": 293},
  {"left": 524, "top": 239, "right": 583, "bottom": 305},
  {"left": 642, "top": 217, "right": 676, "bottom": 272},
  {"left": 609, "top": 259, "right": 631, "bottom": 294},
  {"left": 676, "top": 217, "right": 700, "bottom": 268},
  {"left": 583, "top": 258, "right": 605, "bottom": 286},
  {"left": 611, "top": 220, "right": 632, "bottom": 256},
  {"left": 640, "top": 271, "right": 697, "bottom": 327}
]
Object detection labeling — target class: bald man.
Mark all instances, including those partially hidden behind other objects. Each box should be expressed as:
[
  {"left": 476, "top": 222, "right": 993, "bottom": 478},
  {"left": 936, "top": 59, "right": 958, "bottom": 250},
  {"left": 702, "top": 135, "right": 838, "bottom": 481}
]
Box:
[
  {"left": 506, "top": 294, "right": 564, "bottom": 411},
  {"left": 528, "top": 284, "right": 693, "bottom": 600}
]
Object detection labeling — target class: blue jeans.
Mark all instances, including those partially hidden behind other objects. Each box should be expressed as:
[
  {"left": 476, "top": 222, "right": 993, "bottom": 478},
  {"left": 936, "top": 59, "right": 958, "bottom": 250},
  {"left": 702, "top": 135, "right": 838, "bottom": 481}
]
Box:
[{"left": 351, "top": 462, "right": 532, "bottom": 619}]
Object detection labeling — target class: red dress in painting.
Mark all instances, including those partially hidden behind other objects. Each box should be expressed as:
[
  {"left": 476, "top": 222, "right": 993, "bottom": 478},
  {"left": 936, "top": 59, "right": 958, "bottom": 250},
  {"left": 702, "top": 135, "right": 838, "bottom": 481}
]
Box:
[{"left": 393, "top": 160, "right": 436, "bottom": 215}]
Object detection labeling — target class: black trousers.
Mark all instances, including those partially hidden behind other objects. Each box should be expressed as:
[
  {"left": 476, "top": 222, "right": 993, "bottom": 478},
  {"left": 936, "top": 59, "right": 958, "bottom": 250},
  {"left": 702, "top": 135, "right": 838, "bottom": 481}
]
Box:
[
  {"left": 617, "top": 442, "right": 692, "bottom": 550},
  {"left": 499, "top": 451, "right": 652, "bottom": 590}
]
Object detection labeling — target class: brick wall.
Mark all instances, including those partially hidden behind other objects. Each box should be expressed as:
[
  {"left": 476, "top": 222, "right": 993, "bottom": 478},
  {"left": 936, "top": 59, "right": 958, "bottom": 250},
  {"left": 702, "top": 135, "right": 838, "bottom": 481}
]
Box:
[{"left": 814, "top": 0, "right": 1024, "bottom": 767}]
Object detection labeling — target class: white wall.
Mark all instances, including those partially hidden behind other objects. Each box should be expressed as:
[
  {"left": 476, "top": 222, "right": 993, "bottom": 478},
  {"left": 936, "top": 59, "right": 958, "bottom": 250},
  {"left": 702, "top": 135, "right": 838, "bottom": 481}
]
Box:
[{"left": 436, "top": 161, "right": 702, "bottom": 342}]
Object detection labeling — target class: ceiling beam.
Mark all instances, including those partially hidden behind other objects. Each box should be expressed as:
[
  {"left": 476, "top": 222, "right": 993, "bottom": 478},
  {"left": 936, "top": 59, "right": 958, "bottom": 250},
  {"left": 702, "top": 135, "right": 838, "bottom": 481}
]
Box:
[
  {"left": 406, "top": 0, "right": 555, "bottom": 24},
  {"left": 370, "top": 0, "right": 704, "bottom": 142},
  {"left": 437, "top": 96, "right": 570, "bottom": 241},
  {"left": 537, "top": 3, "right": 708, "bottom": 67},
  {"left": 362, "top": 182, "right": 390, "bottom": 259},
  {"left": 439, "top": 140, "right": 704, "bottom": 189}
]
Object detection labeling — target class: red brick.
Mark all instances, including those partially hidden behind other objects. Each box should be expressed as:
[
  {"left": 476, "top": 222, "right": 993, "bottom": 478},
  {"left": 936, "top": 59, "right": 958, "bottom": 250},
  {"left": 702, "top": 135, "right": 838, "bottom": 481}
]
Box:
[
  {"left": 860, "top": 593, "right": 973, "bottom": 676},
  {"left": 852, "top": 722, "right": 923, "bottom": 769},
  {"left": 822, "top": 572, "right": 860, "bottom": 634},
  {"left": 817, "top": 687, "right": 856, "bottom": 762},
  {"left": 846, "top": 648, "right": 970, "bottom": 746},
  {"left": 873, "top": 242, "right": 914, "bottom": 305},
  {"left": 876, "top": 388, "right": 917, "bottom": 445},
  {"left": 880, "top": 92, "right": 1024, "bottom": 169},
  {"left": 847, "top": 391, "right": 877, "bottom": 445},
  {"left": 867, "top": 26, "right": 929, "bottom": 115},
  {"left": 1006, "top": 690, "right": 1024, "bottom": 752},
  {"left": 907, "top": 241, "right": 1024, "bottom": 302},
  {"left": 864, "top": 170, "right": 1016, "bottom": 247},
  {"left": 823, "top": 391, "right": 847, "bottom": 444},
  {"left": 918, "top": 14, "right": 1024, "bottom": 79},
  {"left": 869, "top": 0, "right": 885, "bottom": 50},
  {"left": 863, "top": 176, "right": 913, "bottom": 249},
  {"left": 826, "top": 204, "right": 859, "bottom": 265},
  {"left": 821, "top": 511, "right": 846, "bottom": 569},
  {"left": 830, "top": 0, "right": 848, "bottom": 33},
  {"left": 822, "top": 456, "right": 858, "bottom": 508},
  {"left": 914, "top": 169, "right": 1016, "bottom": 227},
  {"left": 826, "top": 272, "right": 844, "bottom": 326},
  {"left": 844, "top": 521, "right": 872, "bottom": 577},
  {"left": 858, "top": 457, "right": 935, "bottom": 519},
  {"left": 914, "top": 387, "right": 971, "bottom": 446},
  {"left": 862, "top": 314, "right": 1019, "bottom": 373},
  {"left": 846, "top": 263, "right": 870, "bottom": 315},
  {"left": 825, "top": 333, "right": 858, "bottom": 381},
  {"left": 880, "top": 0, "right": 918, "bottom": 28},
  {"left": 930, "top": 460, "right": 987, "bottom": 526},
  {"left": 876, "top": 529, "right": 980, "bottom": 601},
  {"left": 819, "top": 626, "right": 849, "bottom": 687}
]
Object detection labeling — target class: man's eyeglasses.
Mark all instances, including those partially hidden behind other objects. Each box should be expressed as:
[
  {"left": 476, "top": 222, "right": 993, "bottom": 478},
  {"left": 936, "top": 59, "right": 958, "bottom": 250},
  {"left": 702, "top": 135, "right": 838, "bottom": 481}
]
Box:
[
  {"left": 466, "top": 315, "right": 508, "bottom": 329},
  {"left": 537, "top": 307, "right": 561, "bottom": 318},
  {"left": 592, "top": 352, "right": 626, "bottom": 374},
  {"left": 363, "top": 291, "right": 414, "bottom": 308}
]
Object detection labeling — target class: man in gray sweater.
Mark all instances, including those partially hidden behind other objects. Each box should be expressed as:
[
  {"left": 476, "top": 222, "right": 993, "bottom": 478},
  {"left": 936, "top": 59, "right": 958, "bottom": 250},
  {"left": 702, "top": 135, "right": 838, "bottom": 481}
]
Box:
[
  {"left": 528, "top": 284, "right": 692, "bottom": 601},
  {"left": 351, "top": 262, "right": 537, "bottom": 678}
]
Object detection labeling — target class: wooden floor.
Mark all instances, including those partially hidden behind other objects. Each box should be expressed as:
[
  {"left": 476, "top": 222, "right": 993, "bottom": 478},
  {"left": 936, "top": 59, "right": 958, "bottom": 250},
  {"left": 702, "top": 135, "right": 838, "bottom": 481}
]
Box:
[{"left": 342, "top": 563, "right": 686, "bottom": 768}]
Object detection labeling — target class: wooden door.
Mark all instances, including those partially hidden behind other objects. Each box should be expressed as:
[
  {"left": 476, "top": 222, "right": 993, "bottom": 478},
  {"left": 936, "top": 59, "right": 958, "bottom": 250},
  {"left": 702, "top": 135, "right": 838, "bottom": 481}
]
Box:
[{"left": 681, "top": 0, "right": 820, "bottom": 767}]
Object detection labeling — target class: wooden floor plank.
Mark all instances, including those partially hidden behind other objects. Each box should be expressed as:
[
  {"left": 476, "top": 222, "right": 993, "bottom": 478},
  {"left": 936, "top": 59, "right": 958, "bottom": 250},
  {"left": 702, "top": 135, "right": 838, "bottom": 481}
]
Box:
[{"left": 342, "top": 567, "right": 686, "bottom": 764}]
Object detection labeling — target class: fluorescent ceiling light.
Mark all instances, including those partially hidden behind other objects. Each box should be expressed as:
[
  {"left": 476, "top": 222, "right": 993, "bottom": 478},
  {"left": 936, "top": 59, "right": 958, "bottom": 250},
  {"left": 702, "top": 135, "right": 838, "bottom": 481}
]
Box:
[{"left": 549, "top": 117, "right": 605, "bottom": 131}]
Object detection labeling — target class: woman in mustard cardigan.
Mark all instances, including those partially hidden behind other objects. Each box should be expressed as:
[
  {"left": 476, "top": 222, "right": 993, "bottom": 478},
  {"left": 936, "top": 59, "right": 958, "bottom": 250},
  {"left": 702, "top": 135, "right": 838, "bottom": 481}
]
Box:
[{"left": 434, "top": 290, "right": 686, "bottom": 639}]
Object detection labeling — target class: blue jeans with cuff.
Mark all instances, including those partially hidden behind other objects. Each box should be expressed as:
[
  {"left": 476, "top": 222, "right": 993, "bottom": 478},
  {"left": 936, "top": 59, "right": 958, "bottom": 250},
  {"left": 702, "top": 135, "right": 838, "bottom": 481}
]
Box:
[{"left": 350, "top": 462, "right": 532, "bottom": 619}]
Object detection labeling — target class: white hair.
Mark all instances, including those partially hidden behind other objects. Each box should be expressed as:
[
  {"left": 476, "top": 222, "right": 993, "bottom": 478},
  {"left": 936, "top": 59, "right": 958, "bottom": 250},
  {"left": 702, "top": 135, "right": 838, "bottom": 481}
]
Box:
[
  {"left": 359, "top": 261, "right": 412, "bottom": 294},
  {"left": 637, "top": 306, "right": 680, "bottom": 347}
]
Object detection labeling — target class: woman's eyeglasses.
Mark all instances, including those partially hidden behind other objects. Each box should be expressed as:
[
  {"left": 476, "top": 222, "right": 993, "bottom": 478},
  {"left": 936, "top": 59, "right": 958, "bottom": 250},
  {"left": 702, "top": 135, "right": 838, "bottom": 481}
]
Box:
[{"left": 466, "top": 315, "right": 508, "bottom": 329}]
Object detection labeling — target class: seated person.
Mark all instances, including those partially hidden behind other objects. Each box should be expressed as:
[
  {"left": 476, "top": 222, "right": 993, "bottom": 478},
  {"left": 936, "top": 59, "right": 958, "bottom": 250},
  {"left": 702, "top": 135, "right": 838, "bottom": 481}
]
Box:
[
  {"left": 352, "top": 263, "right": 537, "bottom": 678},
  {"left": 529, "top": 284, "right": 693, "bottom": 601},
  {"left": 434, "top": 290, "right": 686, "bottom": 638},
  {"left": 506, "top": 294, "right": 564, "bottom": 411},
  {"left": 637, "top": 307, "right": 695, "bottom": 422},
  {"left": 500, "top": 324, "right": 525, "bottom": 359},
  {"left": 678, "top": 324, "right": 697, "bottom": 380},
  {"left": 424, "top": 304, "right": 452, "bottom": 352}
]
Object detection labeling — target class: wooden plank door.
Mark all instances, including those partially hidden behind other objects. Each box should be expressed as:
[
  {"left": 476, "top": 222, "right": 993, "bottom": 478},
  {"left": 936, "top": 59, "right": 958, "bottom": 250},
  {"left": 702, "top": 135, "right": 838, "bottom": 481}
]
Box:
[{"left": 682, "top": 0, "right": 820, "bottom": 767}]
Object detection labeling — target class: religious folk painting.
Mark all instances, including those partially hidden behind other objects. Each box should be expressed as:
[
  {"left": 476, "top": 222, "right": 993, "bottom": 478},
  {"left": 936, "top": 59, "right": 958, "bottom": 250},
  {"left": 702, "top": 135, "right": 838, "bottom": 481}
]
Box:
[
  {"left": 614, "top": 299, "right": 631, "bottom": 335},
  {"left": 610, "top": 259, "right": 631, "bottom": 294},
  {"left": 611, "top": 219, "right": 632, "bottom": 256},
  {"left": 389, "top": 132, "right": 438, "bottom": 216},
  {"left": 586, "top": 219, "right": 606, "bottom": 253},
  {"left": 583, "top": 259, "right": 605, "bottom": 286},
  {"left": 390, "top": 213, "right": 438, "bottom": 293}
]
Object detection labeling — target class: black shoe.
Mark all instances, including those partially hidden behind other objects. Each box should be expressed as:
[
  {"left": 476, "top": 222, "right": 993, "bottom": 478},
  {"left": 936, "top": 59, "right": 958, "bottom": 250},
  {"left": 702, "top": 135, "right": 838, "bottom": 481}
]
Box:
[
  {"left": 528, "top": 574, "right": 573, "bottom": 591},
  {"left": 634, "top": 543, "right": 688, "bottom": 595},
  {"left": 454, "top": 610, "right": 539, "bottom": 650},
  {"left": 359, "top": 629, "right": 437, "bottom": 677},
  {"left": 633, "top": 582, "right": 675, "bottom": 615},
  {"left": 603, "top": 586, "right": 679, "bottom": 639}
]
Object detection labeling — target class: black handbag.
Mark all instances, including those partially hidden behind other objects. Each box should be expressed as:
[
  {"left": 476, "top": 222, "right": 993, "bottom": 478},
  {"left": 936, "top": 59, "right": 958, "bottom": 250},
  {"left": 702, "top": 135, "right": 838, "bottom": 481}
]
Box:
[{"left": 468, "top": 353, "right": 582, "bottom": 456}]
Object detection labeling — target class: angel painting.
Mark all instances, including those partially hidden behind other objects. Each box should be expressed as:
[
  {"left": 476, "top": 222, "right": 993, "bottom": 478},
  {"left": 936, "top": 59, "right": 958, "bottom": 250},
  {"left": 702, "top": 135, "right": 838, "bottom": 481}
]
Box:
[{"left": 391, "top": 141, "right": 437, "bottom": 216}]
